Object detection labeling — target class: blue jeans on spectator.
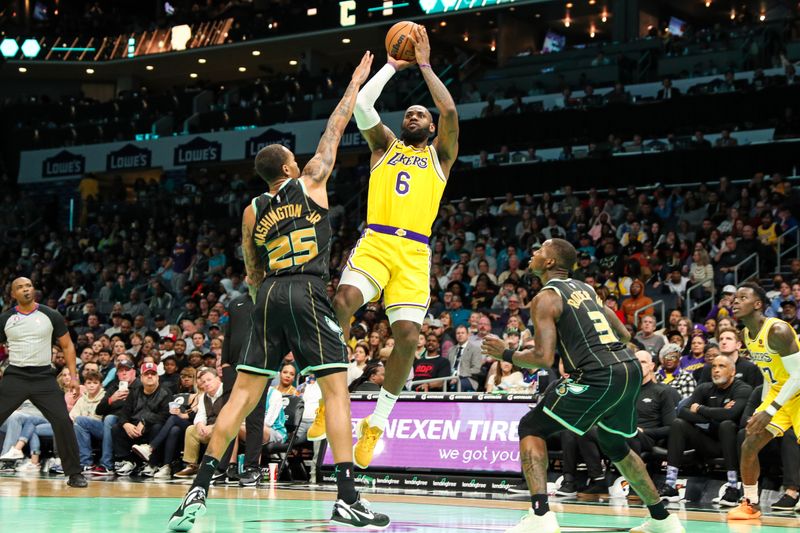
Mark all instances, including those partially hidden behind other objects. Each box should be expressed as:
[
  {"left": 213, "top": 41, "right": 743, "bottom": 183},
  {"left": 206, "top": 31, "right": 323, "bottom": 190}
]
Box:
[
  {"left": 27, "top": 421, "right": 53, "bottom": 456},
  {"left": 149, "top": 415, "right": 190, "bottom": 465},
  {"left": 19, "top": 415, "right": 49, "bottom": 454},
  {"left": 1, "top": 412, "right": 29, "bottom": 455},
  {"left": 74, "top": 416, "right": 115, "bottom": 469}
]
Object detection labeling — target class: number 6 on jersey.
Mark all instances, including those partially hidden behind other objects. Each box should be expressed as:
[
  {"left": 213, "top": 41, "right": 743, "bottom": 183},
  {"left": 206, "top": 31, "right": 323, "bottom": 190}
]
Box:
[{"left": 394, "top": 171, "right": 411, "bottom": 195}]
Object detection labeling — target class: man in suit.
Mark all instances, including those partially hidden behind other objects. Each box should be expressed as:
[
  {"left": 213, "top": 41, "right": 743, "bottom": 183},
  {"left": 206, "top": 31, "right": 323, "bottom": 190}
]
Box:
[
  {"left": 447, "top": 325, "right": 484, "bottom": 392},
  {"left": 657, "top": 78, "right": 681, "bottom": 100}
]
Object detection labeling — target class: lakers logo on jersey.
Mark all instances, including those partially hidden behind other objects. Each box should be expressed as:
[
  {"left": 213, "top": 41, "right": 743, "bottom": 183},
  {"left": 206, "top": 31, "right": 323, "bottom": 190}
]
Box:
[{"left": 367, "top": 139, "right": 447, "bottom": 237}]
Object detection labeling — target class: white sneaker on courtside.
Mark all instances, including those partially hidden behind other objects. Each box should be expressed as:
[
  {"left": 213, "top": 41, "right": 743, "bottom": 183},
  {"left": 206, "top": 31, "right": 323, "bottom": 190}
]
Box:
[
  {"left": 630, "top": 514, "right": 685, "bottom": 533},
  {"left": 505, "top": 509, "right": 560, "bottom": 533}
]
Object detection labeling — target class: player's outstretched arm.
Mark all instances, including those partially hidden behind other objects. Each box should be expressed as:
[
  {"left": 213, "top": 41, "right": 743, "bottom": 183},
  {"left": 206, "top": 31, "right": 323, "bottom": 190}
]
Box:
[
  {"left": 412, "top": 25, "right": 459, "bottom": 175},
  {"left": 748, "top": 321, "right": 800, "bottom": 434},
  {"left": 481, "top": 290, "right": 561, "bottom": 369},
  {"left": 241, "top": 205, "right": 265, "bottom": 302},
  {"left": 302, "top": 51, "right": 374, "bottom": 191},
  {"left": 354, "top": 55, "right": 411, "bottom": 157}
]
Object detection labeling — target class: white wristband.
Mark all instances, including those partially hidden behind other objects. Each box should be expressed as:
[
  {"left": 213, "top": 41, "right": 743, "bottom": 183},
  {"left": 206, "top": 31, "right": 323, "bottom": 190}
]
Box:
[{"left": 765, "top": 404, "right": 779, "bottom": 417}]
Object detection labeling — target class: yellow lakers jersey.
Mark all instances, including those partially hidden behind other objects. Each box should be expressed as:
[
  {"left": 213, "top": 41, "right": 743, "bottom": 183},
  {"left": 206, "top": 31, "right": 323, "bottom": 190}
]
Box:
[
  {"left": 743, "top": 317, "right": 797, "bottom": 392},
  {"left": 367, "top": 139, "right": 447, "bottom": 236}
]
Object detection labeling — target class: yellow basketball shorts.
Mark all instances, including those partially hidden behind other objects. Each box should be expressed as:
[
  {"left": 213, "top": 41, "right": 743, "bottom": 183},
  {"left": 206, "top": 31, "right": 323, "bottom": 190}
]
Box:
[
  {"left": 757, "top": 386, "right": 800, "bottom": 441},
  {"left": 342, "top": 229, "right": 430, "bottom": 324}
]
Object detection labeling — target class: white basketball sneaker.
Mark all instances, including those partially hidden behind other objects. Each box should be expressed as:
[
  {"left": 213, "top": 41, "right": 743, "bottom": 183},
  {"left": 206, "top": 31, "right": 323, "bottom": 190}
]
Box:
[
  {"left": 630, "top": 514, "right": 685, "bottom": 533},
  {"left": 505, "top": 509, "right": 560, "bottom": 533}
]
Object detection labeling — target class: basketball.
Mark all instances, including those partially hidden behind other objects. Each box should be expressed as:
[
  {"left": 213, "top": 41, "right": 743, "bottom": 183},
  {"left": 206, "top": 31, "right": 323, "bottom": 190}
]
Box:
[{"left": 385, "top": 21, "right": 417, "bottom": 62}]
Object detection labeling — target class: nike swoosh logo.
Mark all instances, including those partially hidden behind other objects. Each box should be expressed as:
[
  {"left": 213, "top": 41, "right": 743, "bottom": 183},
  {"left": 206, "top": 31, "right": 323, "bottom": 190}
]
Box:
[{"left": 351, "top": 506, "right": 374, "bottom": 520}]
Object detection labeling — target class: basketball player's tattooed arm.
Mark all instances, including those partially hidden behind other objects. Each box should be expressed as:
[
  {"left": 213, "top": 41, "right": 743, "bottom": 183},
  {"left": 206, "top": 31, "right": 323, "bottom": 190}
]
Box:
[
  {"left": 747, "top": 321, "right": 800, "bottom": 435},
  {"left": 412, "top": 26, "right": 459, "bottom": 174},
  {"left": 241, "top": 205, "right": 265, "bottom": 301},
  {"left": 302, "top": 52, "right": 374, "bottom": 189},
  {"left": 481, "top": 290, "right": 561, "bottom": 369},
  {"left": 602, "top": 304, "right": 631, "bottom": 343}
]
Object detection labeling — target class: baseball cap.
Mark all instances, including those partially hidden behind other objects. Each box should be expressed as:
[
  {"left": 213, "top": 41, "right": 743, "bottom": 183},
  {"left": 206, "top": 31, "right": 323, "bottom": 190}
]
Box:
[
  {"left": 140, "top": 362, "right": 158, "bottom": 375},
  {"left": 116, "top": 359, "right": 135, "bottom": 370},
  {"left": 208, "top": 324, "right": 221, "bottom": 331},
  {"left": 429, "top": 319, "right": 443, "bottom": 328},
  {"left": 578, "top": 252, "right": 591, "bottom": 260},
  {"left": 722, "top": 285, "right": 737, "bottom": 295},
  {"left": 659, "top": 343, "right": 682, "bottom": 359},
  {"left": 154, "top": 313, "right": 166, "bottom": 321},
  {"left": 163, "top": 334, "right": 176, "bottom": 342}
]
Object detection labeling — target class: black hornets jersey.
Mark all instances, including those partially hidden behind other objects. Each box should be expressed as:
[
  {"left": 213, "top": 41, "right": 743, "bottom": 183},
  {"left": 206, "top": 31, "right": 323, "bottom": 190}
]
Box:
[
  {"left": 251, "top": 179, "right": 331, "bottom": 279},
  {"left": 542, "top": 278, "right": 636, "bottom": 374}
]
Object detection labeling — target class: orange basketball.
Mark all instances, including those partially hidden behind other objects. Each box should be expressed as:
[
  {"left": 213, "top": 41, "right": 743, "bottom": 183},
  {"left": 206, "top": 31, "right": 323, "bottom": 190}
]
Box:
[{"left": 385, "top": 21, "right": 417, "bottom": 62}]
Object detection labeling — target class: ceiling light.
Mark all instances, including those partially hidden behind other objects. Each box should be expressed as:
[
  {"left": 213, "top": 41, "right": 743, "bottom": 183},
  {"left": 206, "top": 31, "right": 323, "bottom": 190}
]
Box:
[
  {"left": 566, "top": 2, "right": 573, "bottom": 7},
  {"left": 146, "top": 65, "right": 154, "bottom": 71},
  {"left": 252, "top": 50, "right": 261, "bottom": 56},
  {"left": 190, "top": 72, "right": 198, "bottom": 78},
  {"left": 18, "top": 66, "right": 27, "bottom": 73},
  {"left": 759, "top": 13, "right": 766, "bottom": 21},
  {"left": 705, "top": 0, "right": 711, "bottom": 6},
  {"left": 307, "top": 7, "right": 317, "bottom": 15},
  {"left": 440, "top": 21, "right": 446, "bottom": 26},
  {"left": 289, "top": 60, "right": 298, "bottom": 66},
  {"left": 198, "top": 58, "right": 206, "bottom": 64},
  {"left": 238, "top": 66, "right": 246, "bottom": 72},
  {"left": 86, "top": 68, "right": 94, "bottom": 74},
  {"left": 342, "top": 38, "right": 351, "bottom": 43}
]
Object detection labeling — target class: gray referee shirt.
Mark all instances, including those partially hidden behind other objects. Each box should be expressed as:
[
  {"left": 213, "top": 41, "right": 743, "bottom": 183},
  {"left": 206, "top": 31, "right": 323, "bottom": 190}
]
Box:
[{"left": 0, "top": 304, "right": 68, "bottom": 367}]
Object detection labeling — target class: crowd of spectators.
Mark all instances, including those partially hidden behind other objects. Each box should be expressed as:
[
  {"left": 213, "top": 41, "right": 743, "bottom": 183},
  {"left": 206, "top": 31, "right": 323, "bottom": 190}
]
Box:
[{"left": 0, "top": 167, "right": 798, "bottom": 500}]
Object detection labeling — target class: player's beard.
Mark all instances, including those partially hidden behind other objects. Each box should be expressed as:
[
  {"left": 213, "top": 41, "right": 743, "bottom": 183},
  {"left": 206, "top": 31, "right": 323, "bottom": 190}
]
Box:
[{"left": 400, "top": 126, "right": 429, "bottom": 144}]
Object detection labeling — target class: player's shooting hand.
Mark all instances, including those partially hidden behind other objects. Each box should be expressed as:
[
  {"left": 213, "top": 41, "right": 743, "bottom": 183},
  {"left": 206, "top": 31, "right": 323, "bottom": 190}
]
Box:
[
  {"left": 387, "top": 55, "right": 415, "bottom": 71},
  {"left": 411, "top": 25, "right": 431, "bottom": 65},
  {"left": 351, "top": 51, "right": 374, "bottom": 85},
  {"left": 746, "top": 410, "right": 772, "bottom": 436},
  {"left": 481, "top": 334, "right": 506, "bottom": 359}
]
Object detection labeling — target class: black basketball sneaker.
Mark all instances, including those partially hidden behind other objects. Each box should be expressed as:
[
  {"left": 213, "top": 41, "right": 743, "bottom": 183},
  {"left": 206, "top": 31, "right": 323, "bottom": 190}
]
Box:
[
  {"left": 168, "top": 486, "right": 207, "bottom": 532},
  {"left": 331, "top": 497, "right": 391, "bottom": 529}
]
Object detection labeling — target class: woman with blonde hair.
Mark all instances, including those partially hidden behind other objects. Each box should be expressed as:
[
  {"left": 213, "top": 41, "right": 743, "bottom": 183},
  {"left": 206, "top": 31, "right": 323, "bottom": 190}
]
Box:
[{"left": 689, "top": 248, "right": 714, "bottom": 292}]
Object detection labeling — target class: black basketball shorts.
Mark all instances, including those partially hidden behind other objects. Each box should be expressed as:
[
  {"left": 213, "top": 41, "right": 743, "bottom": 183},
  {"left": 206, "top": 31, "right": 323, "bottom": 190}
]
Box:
[{"left": 237, "top": 274, "right": 348, "bottom": 378}]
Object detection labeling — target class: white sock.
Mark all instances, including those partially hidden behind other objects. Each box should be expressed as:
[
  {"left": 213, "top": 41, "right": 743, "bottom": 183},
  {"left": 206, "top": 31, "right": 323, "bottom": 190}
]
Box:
[
  {"left": 743, "top": 483, "right": 759, "bottom": 504},
  {"left": 369, "top": 388, "right": 399, "bottom": 431}
]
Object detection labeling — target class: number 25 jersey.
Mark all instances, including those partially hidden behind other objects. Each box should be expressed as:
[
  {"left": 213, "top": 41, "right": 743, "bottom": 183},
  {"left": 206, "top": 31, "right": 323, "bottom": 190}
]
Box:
[
  {"left": 367, "top": 139, "right": 447, "bottom": 236},
  {"left": 251, "top": 179, "right": 331, "bottom": 279}
]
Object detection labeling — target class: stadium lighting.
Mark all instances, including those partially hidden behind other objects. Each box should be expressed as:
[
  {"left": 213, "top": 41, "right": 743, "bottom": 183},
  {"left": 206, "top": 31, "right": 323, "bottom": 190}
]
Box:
[
  {"left": 238, "top": 66, "right": 246, "bottom": 72},
  {"left": 20, "top": 38, "right": 41, "bottom": 58},
  {"left": 289, "top": 60, "right": 298, "bottom": 65},
  {"left": 252, "top": 50, "right": 261, "bottom": 56},
  {"left": 18, "top": 66, "right": 27, "bottom": 73},
  {"left": 307, "top": 7, "right": 317, "bottom": 15},
  {"left": 190, "top": 72, "right": 198, "bottom": 78},
  {"left": 1, "top": 38, "right": 19, "bottom": 58},
  {"left": 342, "top": 38, "right": 351, "bottom": 43},
  {"left": 146, "top": 65, "right": 154, "bottom": 70},
  {"left": 86, "top": 68, "right": 95, "bottom": 74},
  {"left": 198, "top": 58, "right": 207, "bottom": 64}
]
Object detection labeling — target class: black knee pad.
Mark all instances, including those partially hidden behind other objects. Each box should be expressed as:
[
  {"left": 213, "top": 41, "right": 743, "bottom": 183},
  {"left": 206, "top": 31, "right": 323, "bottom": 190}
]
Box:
[{"left": 596, "top": 427, "right": 631, "bottom": 463}]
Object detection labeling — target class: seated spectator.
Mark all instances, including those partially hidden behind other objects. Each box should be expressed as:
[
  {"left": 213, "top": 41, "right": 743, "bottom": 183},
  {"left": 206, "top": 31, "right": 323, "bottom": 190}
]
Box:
[
  {"left": 480, "top": 96, "right": 502, "bottom": 118},
  {"left": 347, "top": 343, "right": 369, "bottom": 386},
  {"left": 497, "top": 294, "right": 529, "bottom": 330},
  {"left": 634, "top": 315, "right": 666, "bottom": 362},
  {"left": 446, "top": 325, "right": 483, "bottom": 392},
  {"left": 237, "top": 386, "right": 286, "bottom": 447},
  {"left": 628, "top": 351, "right": 678, "bottom": 455},
  {"left": 715, "top": 129, "right": 738, "bottom": 148},
  {"left": 657, "top": 78, "right": 681, "bottom": 100},
  {"left": 621, "top": 280, "right": 653, "bottom": 326},
  {"left": 274, "top": 362, "right": 298, "bottom": 396},
  {"left": 697, "top": 327, "right": 761, "bottom": 388},
  {"left": 349, "top": 362, "right": 385, "bottom": 392},
  {"left": 655, "top": 344, "right": 696, "bottom": 399},
  {"left": 413, "top": 334, "right": 451, "bottom": 392},
  {"left": 664, "top": 267, "right": 690, "bottom": 305},
  {"left": 690, "top": 131, "right": 712, "bottom": 149},
  {"left": 658, "top": 356, "right": 751, "bottom": 505},
  {"left": 485, "top": 359, "right": 524, "bottom": 393},
  {"left": 70, "top": 371, "right": 106, "bottom": 470},
  {"left": 680, "top": 335, "right": 707, "bottom": 374},
  {"left": 160, "top": 354, "right": 180, "bottom": 393},
  {"left": 110, "top": 363, "right": 171, "bottom": 476},
  {"left": 0, "top": 403, "right": 44, "bottom": 465},
  {"left": 174, "top": 367, "right": 230, "bottom": 478},
  {"left": 765, "top": 281, "right": 792, "bottom": 318},
  {"left": 715, "top": 237, "right": 745, "bottom": 287},
  {"left": 780, "top": 300, "right": 800, "bottom": 333}
]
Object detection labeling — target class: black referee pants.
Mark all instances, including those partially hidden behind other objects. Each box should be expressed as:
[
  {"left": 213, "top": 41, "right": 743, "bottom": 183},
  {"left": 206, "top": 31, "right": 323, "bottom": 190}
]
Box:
[
  {"left": 0, "top": 365, "right": 81, "bottom": 476},
  {"left": 667, "top": 418, "right": 739, "bottom": 471},
  {"left": 218, "top": 367, "right": 267, "bottom": 470}
]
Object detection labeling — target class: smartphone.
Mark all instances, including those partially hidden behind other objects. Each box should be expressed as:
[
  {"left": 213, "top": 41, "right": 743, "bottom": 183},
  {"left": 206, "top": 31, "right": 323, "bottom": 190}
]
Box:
[{"left": 119, "top": 381, "right": 129, "bottom": 392}]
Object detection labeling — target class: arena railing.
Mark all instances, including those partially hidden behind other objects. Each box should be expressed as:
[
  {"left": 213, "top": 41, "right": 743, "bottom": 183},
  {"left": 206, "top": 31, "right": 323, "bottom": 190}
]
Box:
[
  {"left": 776, "top": 225, "right": 800, "bottom": 273},
  {"left": 732, "top": 252, "right": 760, "bottom": 285},
  {"left": 633, "top": 299, "right": 665, "bottom": 330},
  {"left": 408, "top": 373, "right": 462, "bottom": 393},
  {"left": 685, "top": 282, "right": 715, "bottom": 321}
]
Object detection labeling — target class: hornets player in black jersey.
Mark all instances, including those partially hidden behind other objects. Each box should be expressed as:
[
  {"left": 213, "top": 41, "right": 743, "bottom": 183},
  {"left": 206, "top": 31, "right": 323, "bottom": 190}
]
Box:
[
  {"left": 169, "top": 52, "right": 389, "bottom": 531},
  {"left": 483, "top": 239, "right": 684, "bottom": 533}
]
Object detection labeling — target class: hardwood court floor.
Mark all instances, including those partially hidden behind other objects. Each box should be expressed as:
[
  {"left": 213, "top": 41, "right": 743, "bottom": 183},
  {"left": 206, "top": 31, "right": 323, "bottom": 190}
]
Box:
[{"left": 1, "top": 476, "right": 798, "bottom": 532}]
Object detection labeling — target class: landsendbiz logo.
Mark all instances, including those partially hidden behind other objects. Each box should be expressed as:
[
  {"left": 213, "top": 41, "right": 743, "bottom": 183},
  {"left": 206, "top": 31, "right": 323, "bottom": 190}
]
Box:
[{"left": 432, "top": 477, "right": 457, "bottom": 488}]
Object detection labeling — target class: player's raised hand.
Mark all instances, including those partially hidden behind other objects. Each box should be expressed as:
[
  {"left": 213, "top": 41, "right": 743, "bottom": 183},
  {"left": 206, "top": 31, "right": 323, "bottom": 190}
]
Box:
[
  {"left": 481, "top": 334, "right": 506, "bottom": 360},
  {"left": 387, "top": 55, "right": 415, "bottom": 71},
  {"left": 351, "top": 51, "right": 374, "bottom": 85},
  {"left": 411, "top": 24, "right": 431, "bottom": 65}
]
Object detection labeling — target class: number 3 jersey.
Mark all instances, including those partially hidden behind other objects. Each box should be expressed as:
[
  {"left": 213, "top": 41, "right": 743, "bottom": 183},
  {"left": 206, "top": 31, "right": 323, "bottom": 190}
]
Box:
[
  {"left": 541, "top": 278, "right": 636, "bottom": 374},
  {"left": 251, "top": 179, "right": 331, "bottom": 280},
  {"left": 367, "top": 138, "right": 447, "bottom": 237}
]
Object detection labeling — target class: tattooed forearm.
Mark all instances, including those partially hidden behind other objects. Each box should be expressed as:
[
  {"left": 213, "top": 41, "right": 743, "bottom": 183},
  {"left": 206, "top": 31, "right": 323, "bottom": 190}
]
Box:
[
  {"left": 419, "top": 67, "right": 458, "bottom": 159},
  {"left": 420, "top": 67, "right": 456, "bottom": 117},
  {"left": 306, "top": 81, "right": 361, "bottom": 183},
  {"left": 241, "top": 218, "right": 265, "bottom": 284}
]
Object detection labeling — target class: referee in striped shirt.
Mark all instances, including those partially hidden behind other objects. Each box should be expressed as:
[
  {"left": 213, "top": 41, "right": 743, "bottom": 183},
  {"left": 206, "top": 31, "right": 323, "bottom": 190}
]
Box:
[{"left": 0, "top": 278, "right": 87, "bottom": 487}]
